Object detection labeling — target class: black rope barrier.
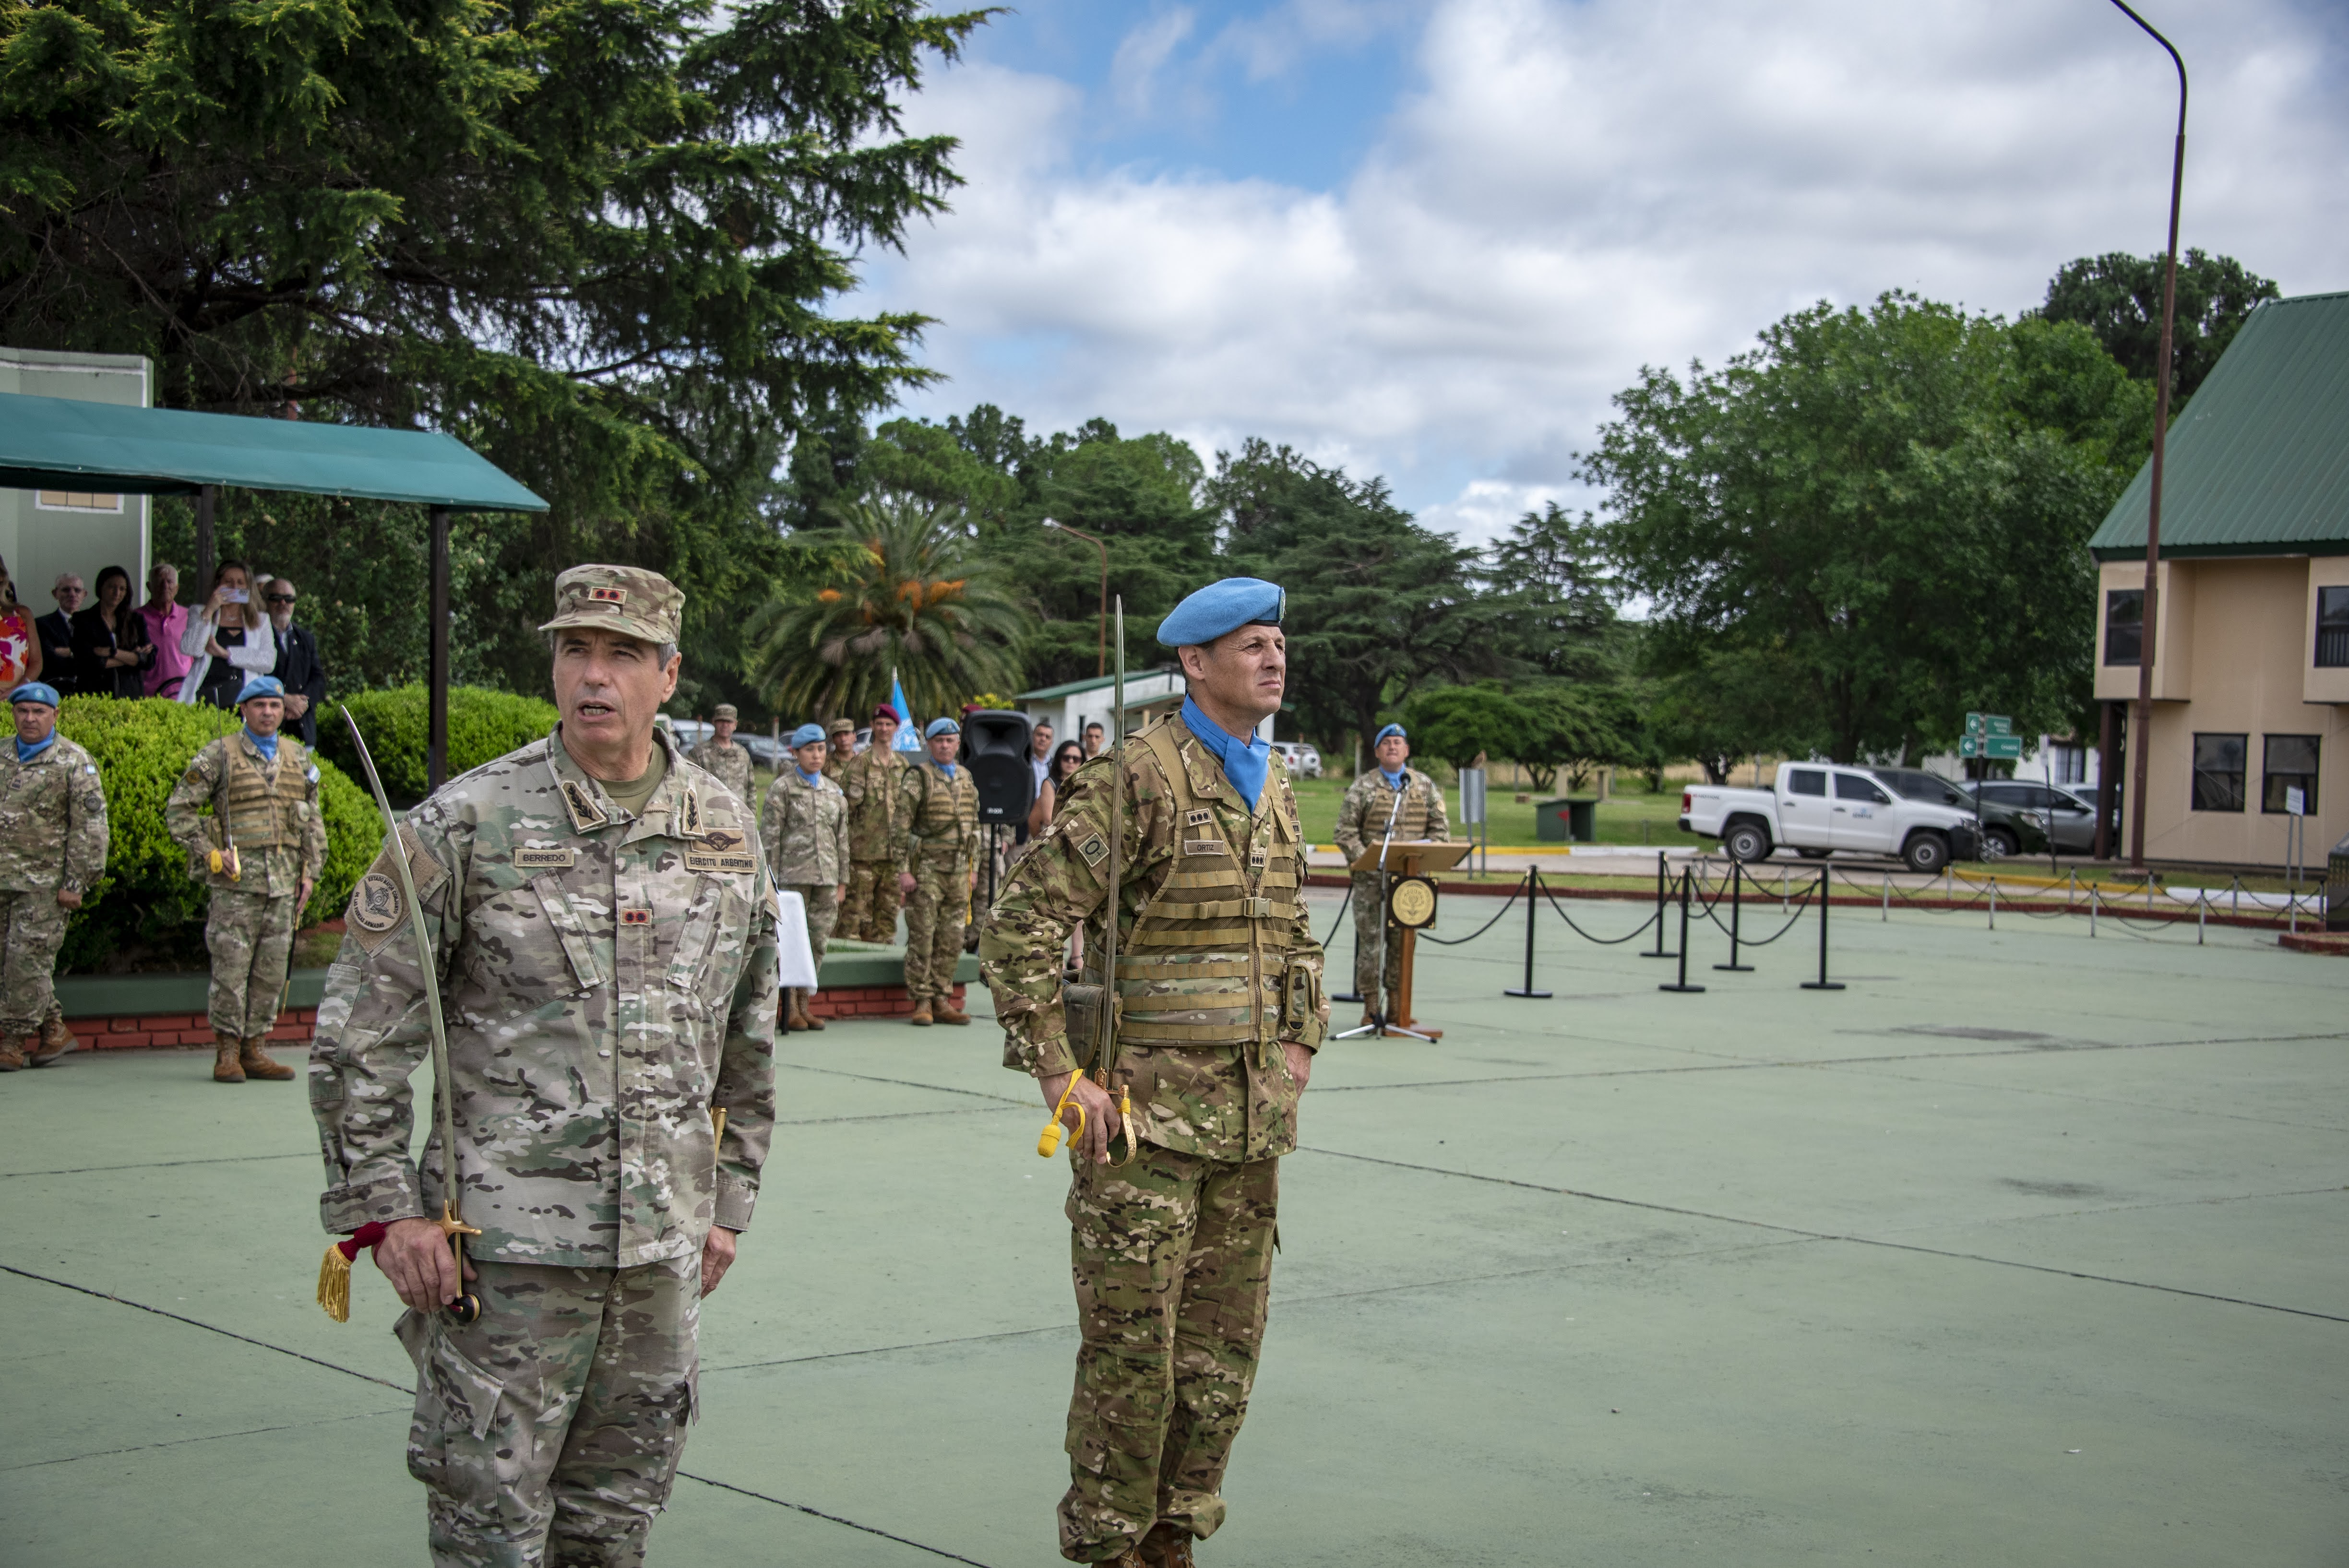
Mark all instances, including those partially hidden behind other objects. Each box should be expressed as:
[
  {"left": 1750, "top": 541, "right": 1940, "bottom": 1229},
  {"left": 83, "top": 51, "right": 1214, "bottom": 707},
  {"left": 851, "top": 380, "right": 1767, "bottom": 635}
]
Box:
[
  {"left": 1538, "top": 881, "right": 1665, "bottom": 946},
  {"left": 1417, "top": 881, "right": 1525, "bottom": 947}
]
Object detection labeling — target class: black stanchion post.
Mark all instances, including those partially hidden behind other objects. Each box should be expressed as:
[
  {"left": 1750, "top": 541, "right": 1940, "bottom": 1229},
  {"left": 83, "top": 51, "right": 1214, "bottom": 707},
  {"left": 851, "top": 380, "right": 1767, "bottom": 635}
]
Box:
[
  {"left": 1801, "top": 867, "right": 1845, "bottom": 991},
  {"left": 1658, "top": 869, "right": 1705, "bottom": 993},
  {"left": 1714, "top": 857, "right": 1753, "bottom": 972},
  {"left": 1504, "top": 865, "right": 1551, "bottom": 999},
  {"left": 1644, "top": 851, "right": 1675, "bottom": 959}
]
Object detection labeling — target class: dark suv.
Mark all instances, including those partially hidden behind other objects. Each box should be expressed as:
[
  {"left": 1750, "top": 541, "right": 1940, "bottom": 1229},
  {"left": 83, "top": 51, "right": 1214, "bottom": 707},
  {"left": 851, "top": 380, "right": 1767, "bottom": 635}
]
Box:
[
  {"left": 1871, "top": 768, "right": 2049, "bottom": 859},
  {"left": 1967, "top": 780, "right": 2103, "bottom": 855}
]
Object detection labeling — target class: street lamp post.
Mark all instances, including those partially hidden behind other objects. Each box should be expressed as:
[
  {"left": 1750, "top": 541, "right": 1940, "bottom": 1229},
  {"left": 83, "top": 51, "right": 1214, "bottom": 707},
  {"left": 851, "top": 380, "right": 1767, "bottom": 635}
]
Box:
[
  {"left": 2106, "top": 0, "right": 2187, "bottom": 870},
  {"left": 1043, "top": 517, "right": 1110, "bottom": 679}
]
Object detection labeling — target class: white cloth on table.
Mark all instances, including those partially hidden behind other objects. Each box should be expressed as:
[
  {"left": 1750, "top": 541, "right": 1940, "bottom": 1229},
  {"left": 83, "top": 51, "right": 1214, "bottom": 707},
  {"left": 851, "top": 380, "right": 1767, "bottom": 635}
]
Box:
[{"left": 773, "top": 888, "right": 819, "bottom": 988}]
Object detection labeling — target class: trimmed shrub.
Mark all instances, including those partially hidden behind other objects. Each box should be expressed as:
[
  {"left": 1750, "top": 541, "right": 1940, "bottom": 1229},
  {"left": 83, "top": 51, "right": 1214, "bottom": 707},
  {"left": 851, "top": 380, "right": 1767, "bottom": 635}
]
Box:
[
  {"left": 57, "top": 697, "right": 385, "bottom": 972},
  {"left": 315, "top": 685, "right": 560, "bottom": 803}
]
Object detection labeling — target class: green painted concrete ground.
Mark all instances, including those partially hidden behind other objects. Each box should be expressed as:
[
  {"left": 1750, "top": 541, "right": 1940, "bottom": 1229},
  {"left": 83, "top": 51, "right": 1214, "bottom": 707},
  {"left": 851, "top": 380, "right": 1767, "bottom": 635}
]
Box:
[{"left": 4, "top": 894, "right": 2345, "bottom": 1566}]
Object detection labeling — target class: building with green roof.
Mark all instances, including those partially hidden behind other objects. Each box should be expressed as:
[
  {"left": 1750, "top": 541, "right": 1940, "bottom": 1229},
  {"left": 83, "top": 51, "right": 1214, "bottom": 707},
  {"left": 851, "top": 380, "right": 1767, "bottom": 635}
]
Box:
[{"left": 2089, "top": 289, "right": 2349, "bottom": 867}]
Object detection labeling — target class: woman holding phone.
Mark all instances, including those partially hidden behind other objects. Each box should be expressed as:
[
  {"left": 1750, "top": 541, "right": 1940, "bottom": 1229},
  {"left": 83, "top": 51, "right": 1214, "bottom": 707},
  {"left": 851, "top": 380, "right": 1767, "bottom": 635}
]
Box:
[{"left": 178, "top": 559, "right": 275, "bottom": 707}]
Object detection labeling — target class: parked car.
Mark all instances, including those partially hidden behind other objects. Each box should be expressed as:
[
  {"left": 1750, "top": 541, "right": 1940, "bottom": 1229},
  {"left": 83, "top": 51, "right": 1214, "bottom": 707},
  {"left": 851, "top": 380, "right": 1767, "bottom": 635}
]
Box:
[
  {"left": 1270, "top": 741, "right": 1322, "bottom": 778},
  {"left": 1967, "top": 780, "right": 2102, "bottom": 855},
  {"left": 1873, "top": 768, "right": 2050, "bottom": 859},
  {"left": 1681, "top": 763, "right": 1980, "bottom": 873}
]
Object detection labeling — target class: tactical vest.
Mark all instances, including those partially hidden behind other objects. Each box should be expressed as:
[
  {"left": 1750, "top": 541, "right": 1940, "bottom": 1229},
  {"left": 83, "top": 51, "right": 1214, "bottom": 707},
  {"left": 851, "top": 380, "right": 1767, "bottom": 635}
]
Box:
[
  {"left": 1368, "top": 771, "right": 1434, "bottom": 845},
  {"left": 221, "top": 737, "right": 312, "bottom": 851},
  {"left": 906, "top": 761, "right": 974, "bottom": 855},
  {"left": 1102, "top": 719, "right": 1309, "bottom": 1057}
]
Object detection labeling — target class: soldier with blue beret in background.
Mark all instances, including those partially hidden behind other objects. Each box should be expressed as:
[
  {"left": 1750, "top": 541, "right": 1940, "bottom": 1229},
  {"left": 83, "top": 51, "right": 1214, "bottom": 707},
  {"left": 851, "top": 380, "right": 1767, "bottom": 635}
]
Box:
[
  {"left": 763, "top": 720, "right": 848, "bottom": 1031},
  {"left": 0, "top": 681, "right": 107, "bottom": 1071}
]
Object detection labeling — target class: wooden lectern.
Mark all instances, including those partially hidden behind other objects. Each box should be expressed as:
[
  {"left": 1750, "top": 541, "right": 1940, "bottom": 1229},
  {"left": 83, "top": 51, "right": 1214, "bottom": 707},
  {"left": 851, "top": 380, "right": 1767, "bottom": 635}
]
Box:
[{"left": 1343, "top": 840, "right": 1473, "bottom": 1039}]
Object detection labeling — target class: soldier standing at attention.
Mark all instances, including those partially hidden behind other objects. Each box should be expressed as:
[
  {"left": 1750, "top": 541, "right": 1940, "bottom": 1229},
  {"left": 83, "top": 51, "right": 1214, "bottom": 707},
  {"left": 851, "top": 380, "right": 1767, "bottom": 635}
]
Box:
[
  {"left": 309, "top": 565, "right": 777, "bottom": 1568},
  {"left": 981, "top": 578, "right": 1328, "bottom": 1568},
  {"left": 686, "top": 701, "right": 754, "bottom": 801},
  {"left": 0, "top": 683, "right": 107, "bottom": 1071},
  {"left": 763, "top": 723, "right": 848, "bottom": 1033},
  {"left": 167, "top": 674, "right": 323, "bottom": 1083},
  {"left": 1331, "top": 722, "right": 1447, "bottom": 1027},
  {"left": 822, "top": 716, "right": 858, "bottom": 787},
  {"left": 841, "top": 705, "right": 908, "bottom": 943},
  {"left": 895, "top": 715, "right": 979, "bottom": 1026}
]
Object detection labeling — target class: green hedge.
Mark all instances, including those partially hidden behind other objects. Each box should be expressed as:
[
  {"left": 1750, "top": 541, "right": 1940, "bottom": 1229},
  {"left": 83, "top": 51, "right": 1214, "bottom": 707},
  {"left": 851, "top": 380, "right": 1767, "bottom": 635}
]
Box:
[
  {"left": 56, "top": 697, "right": 384, "bottom": 972},
  {"left": 313, "top": 685, "right": 560, "bottom": 803}
]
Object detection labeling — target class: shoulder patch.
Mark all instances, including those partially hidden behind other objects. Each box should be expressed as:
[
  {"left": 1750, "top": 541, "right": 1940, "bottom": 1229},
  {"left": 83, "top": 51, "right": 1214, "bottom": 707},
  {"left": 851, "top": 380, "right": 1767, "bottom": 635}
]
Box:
[
  {"left": 1078, "top": 834, "right": 1109, "bottom": 868},
  {"left": 346, "top": 869, "right": 405, "bottom": 954}
]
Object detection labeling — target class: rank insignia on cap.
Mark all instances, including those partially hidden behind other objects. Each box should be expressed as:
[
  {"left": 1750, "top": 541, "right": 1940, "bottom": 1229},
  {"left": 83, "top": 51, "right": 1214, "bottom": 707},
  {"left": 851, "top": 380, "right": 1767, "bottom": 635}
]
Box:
[{"left": 590, "top": 586, "right": 628, "bottom": 604}]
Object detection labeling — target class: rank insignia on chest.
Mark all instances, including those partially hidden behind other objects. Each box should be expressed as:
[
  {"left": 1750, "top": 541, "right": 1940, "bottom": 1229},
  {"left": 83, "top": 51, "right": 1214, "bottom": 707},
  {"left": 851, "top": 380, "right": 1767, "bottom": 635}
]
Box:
[
  {"left": 1185, "top": 808, "right": 1214, "bottom": 828},
  {"left": 513, "top": 847, "right": 577, "bottom": 869},
  {"left": 560, "top": 779, "right": 609, "bottom": 832},
  {"left": 620, "top": 908, "right": 652, "bottom": 926},
  {"left": 1249, "top": 848, "right": 1268, "bottom": 868},
  {"left": 680, "top": 789, "right": 704, "bottom": 836}
]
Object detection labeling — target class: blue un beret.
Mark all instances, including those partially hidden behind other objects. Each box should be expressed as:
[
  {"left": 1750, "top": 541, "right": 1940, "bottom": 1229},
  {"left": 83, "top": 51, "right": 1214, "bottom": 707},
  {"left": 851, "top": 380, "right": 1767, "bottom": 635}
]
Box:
[
  {"left": 925, "top": 717, "right": 961, "bottom": 740},
  {"left": 235, "top": 675, "right": 286, "bottom": 705},
  {"left": 1156, "top": 577, "right": 1285, "bottom": 649},
  {"left": 1374, "top": 723, "right": 1407, "bottom": 745},
  {"left": 9, "top": 682, "right": 60, "bottom": 708},
  {"left": 789, "top": 723, "right": 826, "bottom": 748}
]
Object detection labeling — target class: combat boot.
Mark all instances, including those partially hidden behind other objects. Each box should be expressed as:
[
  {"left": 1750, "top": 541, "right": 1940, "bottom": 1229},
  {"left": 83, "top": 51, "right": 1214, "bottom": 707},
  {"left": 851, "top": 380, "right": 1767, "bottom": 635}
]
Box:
[
  {"left": 932, "top": 1000, "right": 970, "bottom": 1026},
  {"left": 29, "top": 1015, "right": 75, "bottom": 1066},
  {"left": 909, "top": 1001, "right": 933, "bottom": 1027},
  {"left": 784, "top": 990, "right": 809, "bottom": 1032},
  {"left": 802, "top": 996, "right": 827, "bottom": 1031},
  {"left": 213, "top": 1033, "right": 246, "bottom": 1083},
  {"left": 1140, "top": 1530, "right": 1196, "bottom": 1568},
  {"left": 0, "top": 1035, "right": 24, "bottom": 1071},
  {"left": 240, "top": 1036, "right": 296, "bottom": 1081}
]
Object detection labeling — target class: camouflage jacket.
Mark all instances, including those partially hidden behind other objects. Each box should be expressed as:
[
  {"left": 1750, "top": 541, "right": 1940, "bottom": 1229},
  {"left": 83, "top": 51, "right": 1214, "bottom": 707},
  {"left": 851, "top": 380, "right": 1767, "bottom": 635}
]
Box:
[
  {"left": 1333, "top": 765, "right": 1449, "bottom": 865},
  {"left": 165, "top": 731, "right": 326, "bottom": 899},
  {"left": 309, "top": 728, "right": 780, "bottom": 1269},
  {"left": 980, "top": 719, "right": 1328, "bottom": 1163},
  {"left": 0, "top": 734, "right": 109, "bottom": 895},
  {"left": 685, "top": 737, "right": 753, "bottom": 801},
  {"left": 894, "top": 756, "right": 979, "bottom": 874},
  {"left": 759, "top": 767, "right": 848, "bottom": 887},
  {"left": 842, "top": 745, "right": 906, "bottom": 861}
]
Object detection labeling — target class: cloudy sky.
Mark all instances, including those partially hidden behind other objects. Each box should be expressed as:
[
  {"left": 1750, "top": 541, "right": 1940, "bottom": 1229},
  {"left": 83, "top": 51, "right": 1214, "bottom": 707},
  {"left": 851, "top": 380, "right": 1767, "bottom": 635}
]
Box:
[{"left": 855, "top": 0, "right": 2349, "bottom": 543}]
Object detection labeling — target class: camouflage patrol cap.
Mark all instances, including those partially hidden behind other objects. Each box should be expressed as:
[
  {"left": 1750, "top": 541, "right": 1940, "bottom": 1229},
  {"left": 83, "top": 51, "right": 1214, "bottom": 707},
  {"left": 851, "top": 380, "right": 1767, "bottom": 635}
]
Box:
[
  {"left": 827, "top": 717, "right": 857, "bottom": 737},
  {"left": 713, "top": 703, "right": 739, "bottom": 722},
  {"left": 539, "top": 564, "right": 683, "bottom": 646}
]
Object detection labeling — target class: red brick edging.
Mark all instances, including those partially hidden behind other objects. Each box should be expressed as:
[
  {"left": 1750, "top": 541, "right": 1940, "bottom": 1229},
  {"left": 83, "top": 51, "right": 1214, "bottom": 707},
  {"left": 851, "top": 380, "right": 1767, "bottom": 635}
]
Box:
[
  {"left": 64, "top": 1008, "right": 318, "bottom": 1051},
  {"left": 802, "top": 983, "right": 966, "bottom": 1020}
]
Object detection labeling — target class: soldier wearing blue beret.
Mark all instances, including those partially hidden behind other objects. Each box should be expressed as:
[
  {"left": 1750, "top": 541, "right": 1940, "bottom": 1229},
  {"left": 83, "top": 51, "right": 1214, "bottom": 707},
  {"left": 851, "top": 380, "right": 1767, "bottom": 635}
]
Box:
[{"left": 983, "top": 575, "right": 1329, "bottom": 1567}]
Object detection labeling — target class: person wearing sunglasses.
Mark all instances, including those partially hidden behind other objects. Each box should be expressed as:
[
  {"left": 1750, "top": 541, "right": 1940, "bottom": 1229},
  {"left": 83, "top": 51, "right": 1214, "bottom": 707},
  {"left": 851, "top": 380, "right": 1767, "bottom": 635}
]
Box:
[{"left": 256, "top": 577, "right": 326, "bottom": 746}]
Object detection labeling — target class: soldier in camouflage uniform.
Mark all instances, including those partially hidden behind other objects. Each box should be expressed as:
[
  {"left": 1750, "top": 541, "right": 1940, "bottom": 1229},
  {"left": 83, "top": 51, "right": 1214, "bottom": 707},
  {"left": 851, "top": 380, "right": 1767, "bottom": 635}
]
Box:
[
  {"left": 897, "top": 716, "right": 980, "bottom": 1026},
  {"left": 762, "top": 723, "right": 848, "bottom": 1033},
  {"left": 0, "top": 682, "right": 108, "bottom": 1071},
  {"left": 822, "top": 715, "right": 857, "bottom": 787},
  {"left": 982, "top": 578, "right": 1328, "bottom": 1568},
  {"left": 310, "top": 564, "right": 779, "bottom": 1568},
  {"left": 167, "top": 674, "right": 325, "bottom": 1083},
  {"left": 840, "top": 705, "right": 907, "bottom": 943},
  {"left": 684, "top": 701, "right": 754, "bottom": 801},
  {"left": 1331, "top": 723, "right": 1447, "bottom": 1023}
]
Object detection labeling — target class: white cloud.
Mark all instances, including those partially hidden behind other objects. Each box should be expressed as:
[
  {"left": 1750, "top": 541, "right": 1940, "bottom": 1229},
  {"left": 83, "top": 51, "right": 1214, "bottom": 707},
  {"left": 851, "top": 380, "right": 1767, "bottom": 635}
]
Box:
[{"left": 861, "top": 0, "right": 2349, "bottom": 546}]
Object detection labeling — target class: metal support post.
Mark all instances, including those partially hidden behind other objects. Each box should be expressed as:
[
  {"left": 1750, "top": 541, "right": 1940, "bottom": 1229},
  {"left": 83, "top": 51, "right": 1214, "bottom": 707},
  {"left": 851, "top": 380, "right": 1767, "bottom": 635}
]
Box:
[
  {"left": 2197, "top": 891, "right": 2206, "bottom": 945},
  {"left": 1989, "top": 878, "right": 1997, "bottom": 931},
  {"left": 1882, "top": 872, "right": 1890, "bottom": 921},
  {"left": 2089, "top": 885, "right": 2099, "bottom": 937},
  {"left": 194, "top": 484, "right": 217, "bottom": 597},
  {"left": 1714, "top": 859, "right": 1753, "bottom": 972},
  {"left": 428, "top": 505, "right": 451, "bottom": 793},
  {"left": 1658, "top": 870, "right": 1705, "bottom": 993},
  {"left": 1643, "top": 852, "right": 1674, "bottom": 959},
  {"left": 1504, "top": 866, "right": 1551, "bottom": 999},
  {"left": 1801, "top": 869, "right": 1844, "bottom": 990}
]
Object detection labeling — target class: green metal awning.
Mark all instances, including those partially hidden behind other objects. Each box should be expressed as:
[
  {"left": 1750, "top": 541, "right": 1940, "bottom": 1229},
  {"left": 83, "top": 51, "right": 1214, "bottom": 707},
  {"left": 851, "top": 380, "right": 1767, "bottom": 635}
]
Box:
[
  {"left": 2088, "top": 290, "right": 2349, "bottom": 562},
  {"left": 0, "top": 391, "right": 546, "bottom": 512}
]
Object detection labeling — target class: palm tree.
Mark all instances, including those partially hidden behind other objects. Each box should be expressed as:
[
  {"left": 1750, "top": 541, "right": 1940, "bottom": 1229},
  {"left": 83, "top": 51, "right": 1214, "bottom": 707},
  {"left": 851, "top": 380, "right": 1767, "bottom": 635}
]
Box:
[{"left": 747, "top": 496, "right": 1033, "bottom": 724}]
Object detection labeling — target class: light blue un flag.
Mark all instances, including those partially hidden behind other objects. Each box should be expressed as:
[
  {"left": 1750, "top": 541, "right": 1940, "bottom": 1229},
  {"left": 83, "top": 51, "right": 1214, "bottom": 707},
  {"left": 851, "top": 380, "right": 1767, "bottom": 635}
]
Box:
[{"left": 889, "top": 675, "right": 920, "bottom": 751}]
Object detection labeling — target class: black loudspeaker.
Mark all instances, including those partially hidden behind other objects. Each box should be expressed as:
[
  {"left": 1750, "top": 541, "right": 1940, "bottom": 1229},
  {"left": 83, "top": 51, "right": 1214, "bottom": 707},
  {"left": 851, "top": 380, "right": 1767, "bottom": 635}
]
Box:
[{"left": 960, "top": 710, "right": 1035, "bottom": 824}]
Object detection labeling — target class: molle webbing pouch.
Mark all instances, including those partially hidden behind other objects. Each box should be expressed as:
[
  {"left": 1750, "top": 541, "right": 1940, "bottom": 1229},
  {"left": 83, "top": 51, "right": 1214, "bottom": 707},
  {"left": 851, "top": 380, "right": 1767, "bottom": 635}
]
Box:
[{"left": 1062, "top": 982, "right": 1109, "bottom": 1070}]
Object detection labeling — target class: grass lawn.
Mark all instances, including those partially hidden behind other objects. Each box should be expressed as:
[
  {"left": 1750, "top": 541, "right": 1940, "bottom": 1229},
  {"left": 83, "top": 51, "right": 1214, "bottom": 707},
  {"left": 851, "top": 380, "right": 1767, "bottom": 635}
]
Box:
[{"left": 1288, "top": 773, "right": 1705, "bottom": 848}]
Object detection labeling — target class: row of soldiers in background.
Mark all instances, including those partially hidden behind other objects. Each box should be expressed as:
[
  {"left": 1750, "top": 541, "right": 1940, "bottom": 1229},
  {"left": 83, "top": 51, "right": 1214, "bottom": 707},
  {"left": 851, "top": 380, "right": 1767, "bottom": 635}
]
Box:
[
  {"left": 0, "top": 672, "right": 320, "bottom": 1082},
  {"left": 684, "top": 701, "right": 982, "bottom": 1027}
]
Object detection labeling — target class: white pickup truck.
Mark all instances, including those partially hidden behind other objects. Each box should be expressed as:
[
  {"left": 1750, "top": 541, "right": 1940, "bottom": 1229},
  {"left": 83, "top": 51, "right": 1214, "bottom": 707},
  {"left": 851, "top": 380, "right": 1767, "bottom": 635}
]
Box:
[{"left": 1678, "top": 764, "right": 1980, "bottom": 873}]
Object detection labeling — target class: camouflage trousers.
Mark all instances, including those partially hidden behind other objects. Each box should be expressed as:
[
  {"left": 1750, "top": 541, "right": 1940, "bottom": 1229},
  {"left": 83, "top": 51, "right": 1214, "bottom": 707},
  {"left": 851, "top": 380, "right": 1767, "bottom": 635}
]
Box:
[
  {"left": 901, "top": 856, "right": 969, "bottom": 1002},
  {"left": 397, "top": 1250, "right": 699, "bottom": 1568},
  {"left": 840, "top": 859, "right": 903, "bottom": 944},
  {"left": 1348, "top": 872, "right": 1402, "bottom": 1007},
  {"left": 1059, "top": 1143, "right": 1278, "bottom": 1562},
  {"left": 784, "top": 882, "right": 839, "bottom": 1009},
  {"left": 205, "top": 888, "right": 299, "bottom": 1038},
  {"left": 0, "top": 889, "right": 68, "bottom": 1035}
]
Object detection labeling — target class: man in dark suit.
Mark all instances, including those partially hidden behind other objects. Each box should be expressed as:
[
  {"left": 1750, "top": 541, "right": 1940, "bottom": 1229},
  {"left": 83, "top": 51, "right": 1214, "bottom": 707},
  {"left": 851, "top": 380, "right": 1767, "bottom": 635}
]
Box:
[
  {"left": 36, "top": 574, "right": 83, "bottom": 696},
  {"left": 259, "top": 576, "right": 326, "bottom": 745}
]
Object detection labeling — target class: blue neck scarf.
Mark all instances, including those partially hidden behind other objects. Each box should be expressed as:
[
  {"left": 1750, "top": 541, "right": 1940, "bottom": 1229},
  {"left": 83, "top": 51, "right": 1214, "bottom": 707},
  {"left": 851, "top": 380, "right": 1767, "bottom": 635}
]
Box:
[
  {"left": 15, "top": 733, "right": 56, "bottom": 764},
  {"left": 795, "top": 765, "right": 824, "bottom": 787},
  {"left": 1381, "top": 767, "right": 1407, "bottom": 790},
  {"left": 930, "top": 757, "right": 956, "bottom": 782},
  {"left": 1180, "top": 695, "right": 1269, "bottom": 811},
  {"left": 243, "top": 727, "right": 279, "bottom": 761}
]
